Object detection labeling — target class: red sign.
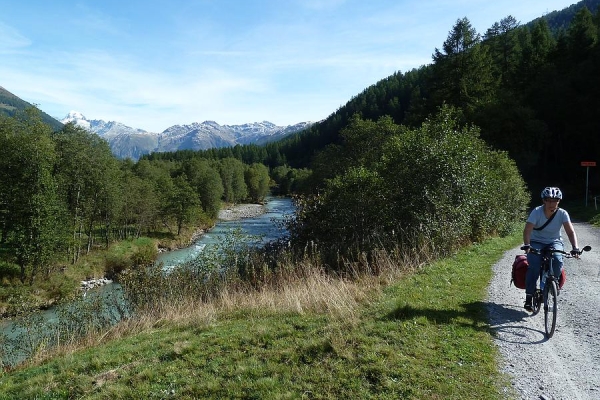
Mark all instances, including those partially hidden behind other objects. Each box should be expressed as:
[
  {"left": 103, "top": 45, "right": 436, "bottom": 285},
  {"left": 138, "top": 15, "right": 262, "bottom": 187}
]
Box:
[{"left": 581, "top": 161, "right": 596, "bottom": 167}]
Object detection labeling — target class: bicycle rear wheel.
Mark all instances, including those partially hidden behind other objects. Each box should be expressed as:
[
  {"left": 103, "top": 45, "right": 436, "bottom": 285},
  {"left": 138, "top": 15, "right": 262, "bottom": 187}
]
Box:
[{"left": 544, "top": 279, "right": 558, "bottom": 338}]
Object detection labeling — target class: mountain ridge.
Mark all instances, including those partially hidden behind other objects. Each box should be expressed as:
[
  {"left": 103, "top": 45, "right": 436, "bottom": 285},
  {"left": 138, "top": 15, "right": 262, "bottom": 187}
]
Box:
[
  {"left": 1, "top": 90, "right": 312, "bottom": 161},
  {"left": 61, "top": 111, "right": 312, "bottom": 160}
]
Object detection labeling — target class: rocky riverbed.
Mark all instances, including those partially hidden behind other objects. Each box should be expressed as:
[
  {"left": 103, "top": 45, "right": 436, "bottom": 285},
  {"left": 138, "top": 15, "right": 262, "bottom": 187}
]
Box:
[{"left": 218, "top": 203, "right": 266, "bottom": 221}]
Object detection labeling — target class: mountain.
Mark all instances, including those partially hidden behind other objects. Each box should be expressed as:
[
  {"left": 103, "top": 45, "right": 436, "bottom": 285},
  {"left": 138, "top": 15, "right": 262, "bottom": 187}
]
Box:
[
  {"left": 529, "top": 0, "right": 600, "bottom": 32},
  {"left": 0, "top": 86, "right": 64, "bottom": 131},
  {"left": 62, "top": 111, "right": 150, "bottom": 137},
  {"left": 62, "top": 111, "right": 312, "bottom": 160},
  {"left": 0, "top": 88, "right": 312, "bottom": 161},
  {"left": 62, "top": 111, "right": 159, "bottom": 160}
]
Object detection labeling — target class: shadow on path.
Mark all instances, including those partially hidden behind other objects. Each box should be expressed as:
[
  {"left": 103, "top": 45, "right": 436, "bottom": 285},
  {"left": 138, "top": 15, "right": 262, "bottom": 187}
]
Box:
[{"left": 487, "top": 301, "right": 548, "bottom": 344}]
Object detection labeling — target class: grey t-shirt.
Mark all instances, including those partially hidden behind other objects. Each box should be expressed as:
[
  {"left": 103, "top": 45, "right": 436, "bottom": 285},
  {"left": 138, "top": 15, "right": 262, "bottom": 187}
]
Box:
[{"left": 527, "top": 206, "right": 570, "bottom": 245}]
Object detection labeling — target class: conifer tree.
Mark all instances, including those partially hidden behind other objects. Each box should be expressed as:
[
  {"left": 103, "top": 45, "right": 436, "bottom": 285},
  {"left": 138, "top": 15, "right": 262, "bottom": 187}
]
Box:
[{"left": 431, "top": 17, "right": 496, "bottom": 116}]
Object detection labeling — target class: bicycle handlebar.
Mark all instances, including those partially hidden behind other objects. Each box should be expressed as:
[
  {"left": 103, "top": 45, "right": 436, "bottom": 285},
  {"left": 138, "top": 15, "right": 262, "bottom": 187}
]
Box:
[{"left": 520, "top": 245, "right": 592, "bottom": 257}]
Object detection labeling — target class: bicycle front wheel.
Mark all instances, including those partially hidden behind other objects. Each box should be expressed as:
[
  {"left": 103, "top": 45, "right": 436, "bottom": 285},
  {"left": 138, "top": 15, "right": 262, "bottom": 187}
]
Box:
[
  {"left": 532, "top": 289, "right": 542, "bottom": 315},
  {"left": 544, "top": 279, "right": 558, "bottom": 338}
]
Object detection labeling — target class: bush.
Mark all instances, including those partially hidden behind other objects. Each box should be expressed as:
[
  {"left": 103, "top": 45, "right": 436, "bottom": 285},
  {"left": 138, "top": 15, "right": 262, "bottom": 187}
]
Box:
[
  {"left": 105, "top": 253, "right": 132, "bottom": 278},
  {"left": 104, "top": 237, "right": 158, "bottom": 278},
  {"left": 0, "top": 261, "right": 20, "bottom": 281},
  {"left": 37, "top": 273, "right": 78, "bottom": 302},
  {"left": 289, "top": 106, "right": 530, "bottom": 267},
  {"left": 381, "top": 105, "right": 529, "bottom": 252}
]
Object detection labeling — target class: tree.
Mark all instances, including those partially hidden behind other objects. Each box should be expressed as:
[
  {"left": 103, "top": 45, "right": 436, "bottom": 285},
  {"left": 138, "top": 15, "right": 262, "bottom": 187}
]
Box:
[
  {"left": 310, "top": 114, "right": 402, "bottom": 186},
  {"left": 567, "top": 6, "right": 597, "bottom": 62},
  {"left": 54, "top": 123, "right": 121, "bottom": 260},
  {"left": 169, "top": 174, "right": 200, "bottom": 235},
  {"left": 484, "top": 16, "right": 521, "bottom": 86},
  {"left": 430, "top": 18, "right": 496, "bottom": 116},
  {"left": 244, "top": 163, "right": 270, "bottom": 203},
  {"left": 116, "top": 162, "right": 159, "bottom": 238},
  {"left": 218, "top": 158, "right": 247, "bottom": 203},
  {"left": 181, "top": 159, "right": 223, "bottom": 219},
  {"left": 517, "top": 19, "right": 556, "bottom": 87},
  {"left": 0, "top": 109, "right": 67, "bottom": 282}
]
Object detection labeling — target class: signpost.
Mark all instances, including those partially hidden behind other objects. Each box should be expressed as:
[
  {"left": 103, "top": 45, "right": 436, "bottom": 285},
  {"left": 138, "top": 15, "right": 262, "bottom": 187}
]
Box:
[{"left": 581, "top": 161, "right": 596, "bottom": 206}]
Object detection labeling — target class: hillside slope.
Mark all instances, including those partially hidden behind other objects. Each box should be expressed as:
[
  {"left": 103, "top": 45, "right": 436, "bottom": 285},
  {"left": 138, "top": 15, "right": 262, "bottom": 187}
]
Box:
[{"left": 0, "top": 86, "right": 63, "bottom": 131}]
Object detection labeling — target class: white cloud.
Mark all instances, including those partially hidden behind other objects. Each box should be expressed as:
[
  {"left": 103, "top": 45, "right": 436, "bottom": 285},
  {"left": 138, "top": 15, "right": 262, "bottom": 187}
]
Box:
[
  {"left": 0, "top": 22, "right": 31, "bottom": 51},
  {"left": 0, "top": 0, "right": 580, "bottom": 132}
]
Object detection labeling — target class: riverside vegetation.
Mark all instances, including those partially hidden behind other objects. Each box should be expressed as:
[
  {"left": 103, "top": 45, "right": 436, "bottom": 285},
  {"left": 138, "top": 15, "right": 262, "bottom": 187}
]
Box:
[
  {"left": 2, "top": 5, "right": 600, "bottom": 397},
  {"left": 0, "top": 105, "right": 531, "bottom": 397},
  {"left": 0, "top": 230, "right": 523, "bottom": 399},
  {"left": 3, "top": 203, "right": 596, "bottom": 399}
]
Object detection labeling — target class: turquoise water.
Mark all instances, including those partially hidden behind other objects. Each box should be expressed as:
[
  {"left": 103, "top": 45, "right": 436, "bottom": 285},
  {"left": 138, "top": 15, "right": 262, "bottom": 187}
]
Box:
[
  {"left": 156, "top": 196, "right": 294, "bottom": 270},
  {"left": 0, "top": 196, "right": 294, "bottom": 365}
]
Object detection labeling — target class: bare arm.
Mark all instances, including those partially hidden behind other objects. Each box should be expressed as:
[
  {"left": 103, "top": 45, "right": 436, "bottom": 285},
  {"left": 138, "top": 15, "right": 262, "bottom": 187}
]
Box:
[
  {"left": 523, "top": 222, "right": 534, "bottom": 245},
  {"left": 563, "top": 221, "right": 579, "bottom": 250}
]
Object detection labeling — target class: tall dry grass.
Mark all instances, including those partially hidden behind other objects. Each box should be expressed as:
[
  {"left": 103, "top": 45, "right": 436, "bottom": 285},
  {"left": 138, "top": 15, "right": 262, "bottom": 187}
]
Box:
[{"left": 17, "top": 241, "right": 434, "bottom": 368}]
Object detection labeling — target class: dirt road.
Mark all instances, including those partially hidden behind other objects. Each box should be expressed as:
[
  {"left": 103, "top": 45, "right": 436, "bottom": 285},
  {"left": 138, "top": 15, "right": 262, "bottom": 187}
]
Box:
[{"left": 488, "top": 222, "right": 600, "bottom": 399}]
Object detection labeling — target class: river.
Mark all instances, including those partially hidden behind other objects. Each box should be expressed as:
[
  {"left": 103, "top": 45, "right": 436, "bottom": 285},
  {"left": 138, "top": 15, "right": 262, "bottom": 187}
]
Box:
[
  {"left": 0, "top": 196, "right": 294, "bottom": 366},
  {"left": 156, "top": 196, "right": 294, "bottom": 270}
]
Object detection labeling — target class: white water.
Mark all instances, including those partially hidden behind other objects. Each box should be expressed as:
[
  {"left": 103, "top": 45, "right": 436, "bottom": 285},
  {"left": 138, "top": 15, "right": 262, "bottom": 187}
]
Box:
[{"left": 156, "top": 196, "right": 294, "bottom": 270}]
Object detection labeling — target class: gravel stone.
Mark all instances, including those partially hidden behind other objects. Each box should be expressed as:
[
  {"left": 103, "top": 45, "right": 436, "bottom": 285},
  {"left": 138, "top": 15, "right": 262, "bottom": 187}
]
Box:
[{"left": 217, "top": 203, "right": 265, "bottom": 221}]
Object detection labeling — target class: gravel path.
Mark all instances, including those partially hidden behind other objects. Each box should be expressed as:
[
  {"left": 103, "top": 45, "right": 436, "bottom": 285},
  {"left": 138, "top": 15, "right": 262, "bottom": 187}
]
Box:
[{"left": 488, "top": 222, "right": 600, "bottom": 399}]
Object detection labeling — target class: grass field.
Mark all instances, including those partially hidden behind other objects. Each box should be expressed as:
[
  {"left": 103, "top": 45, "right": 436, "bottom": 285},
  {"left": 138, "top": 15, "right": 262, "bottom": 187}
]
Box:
[{"left": 0, "top": 228, "right": 523, "bottom": 399}]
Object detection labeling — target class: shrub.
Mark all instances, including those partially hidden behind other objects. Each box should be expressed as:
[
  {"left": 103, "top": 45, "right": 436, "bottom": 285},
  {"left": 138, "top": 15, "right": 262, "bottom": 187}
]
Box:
[
  {"left": 289, "top": 106, "right": 530, "bottom": 268},
  {"left": 0, "top": 261, "right": 20, "bottom": 281},
  {"left": 381, "top": 105, "right": 529, "bottom": 253}
]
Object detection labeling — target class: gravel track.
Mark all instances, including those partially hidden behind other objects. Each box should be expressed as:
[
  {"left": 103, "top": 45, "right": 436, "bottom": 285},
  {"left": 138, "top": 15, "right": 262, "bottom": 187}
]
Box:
[{"left": 488, "top": 222, "right": 600, "bottom": 399}]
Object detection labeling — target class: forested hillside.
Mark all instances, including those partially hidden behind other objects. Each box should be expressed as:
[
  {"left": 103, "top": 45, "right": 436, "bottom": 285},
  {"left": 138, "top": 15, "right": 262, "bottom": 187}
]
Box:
[
  {"left": 147, "top": 1, "right": 600, "bottom": 198},
  {"left": 0, "top": 87, "right": 63, "bottom": 131},
  {"left": 264, "top": 1, "right": 600, "bottom": 195},
  {"left": 532, "top": 0, "right": 600, "bottom": 32}
]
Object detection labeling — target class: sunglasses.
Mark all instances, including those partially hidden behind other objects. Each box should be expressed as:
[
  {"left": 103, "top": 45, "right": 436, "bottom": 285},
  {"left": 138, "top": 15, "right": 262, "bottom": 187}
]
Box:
[{"left": 544, "top": 198, "right": 560, "bottom": 203}]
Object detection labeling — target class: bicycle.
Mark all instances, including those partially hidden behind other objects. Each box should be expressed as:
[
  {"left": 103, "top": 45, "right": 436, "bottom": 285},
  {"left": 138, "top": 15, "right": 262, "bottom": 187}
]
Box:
[{"left": 520, "top": 245, "right": 591, "bottom": 338}]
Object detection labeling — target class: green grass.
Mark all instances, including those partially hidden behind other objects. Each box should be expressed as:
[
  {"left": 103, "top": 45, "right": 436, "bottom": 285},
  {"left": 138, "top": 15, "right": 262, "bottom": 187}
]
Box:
[{"left": 0, "top": 232, "right": 522, "bottom": 399}]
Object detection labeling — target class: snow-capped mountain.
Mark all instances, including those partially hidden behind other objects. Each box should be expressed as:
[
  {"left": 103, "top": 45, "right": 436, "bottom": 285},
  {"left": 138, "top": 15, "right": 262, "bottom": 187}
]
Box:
[
  {"left": 61, "top": 112, "right": 313, "bottom": 160},
  {"left": 62, "top": 111, "right": 153, "bottom": 138}
]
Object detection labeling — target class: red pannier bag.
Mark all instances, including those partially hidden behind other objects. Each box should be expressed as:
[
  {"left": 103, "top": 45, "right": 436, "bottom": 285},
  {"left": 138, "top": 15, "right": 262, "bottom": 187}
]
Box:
[
  {"left": 559, "top": 269, "right": 566, "bottom": 288},
  {"left": 511, "top": 254, "right": 567, "bottom": 289},
  {"left": 511, "top": 255, "right": 528, "bottom": 289}
]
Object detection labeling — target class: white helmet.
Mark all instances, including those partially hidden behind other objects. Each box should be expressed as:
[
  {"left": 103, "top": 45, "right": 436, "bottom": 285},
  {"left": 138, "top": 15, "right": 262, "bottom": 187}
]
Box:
[{"left": 541, "top": 187, "right": 563, "bottom": 200}]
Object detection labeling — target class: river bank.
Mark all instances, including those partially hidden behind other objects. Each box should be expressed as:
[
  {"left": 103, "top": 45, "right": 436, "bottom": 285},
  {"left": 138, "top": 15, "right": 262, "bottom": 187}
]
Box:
[
  {"left": 158, "top": 203, "right": 267, "bottom": 253},
  {"left": 217, "top": 203, "right": 266, "bottom": 221}
]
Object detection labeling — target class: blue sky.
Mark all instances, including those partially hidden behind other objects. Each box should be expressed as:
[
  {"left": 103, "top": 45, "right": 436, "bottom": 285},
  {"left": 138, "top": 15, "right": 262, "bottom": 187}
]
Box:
[{"left": 0, "top": 0, "right": 578, "bottom": 132}]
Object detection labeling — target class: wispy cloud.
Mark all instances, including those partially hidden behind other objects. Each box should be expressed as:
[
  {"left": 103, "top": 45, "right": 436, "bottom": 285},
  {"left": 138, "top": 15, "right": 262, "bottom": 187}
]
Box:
[
  {"left": 0, "top": 0, "right": 578, "bottom": 132},
  {"left": 0, "top": 22, "right": 31, "bottom": 51}
]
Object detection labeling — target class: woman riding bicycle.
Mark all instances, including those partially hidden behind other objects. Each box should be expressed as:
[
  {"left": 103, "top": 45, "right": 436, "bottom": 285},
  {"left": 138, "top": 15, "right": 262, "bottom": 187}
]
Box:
[{"left": 522, "top": 187, "right": 580, "bottom": 311}]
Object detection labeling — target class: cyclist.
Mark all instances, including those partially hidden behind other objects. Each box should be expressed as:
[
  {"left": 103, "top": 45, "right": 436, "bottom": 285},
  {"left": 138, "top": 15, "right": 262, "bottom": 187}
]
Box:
[{"left": 521, "top": 187, "right": 580, "bottom": 311}]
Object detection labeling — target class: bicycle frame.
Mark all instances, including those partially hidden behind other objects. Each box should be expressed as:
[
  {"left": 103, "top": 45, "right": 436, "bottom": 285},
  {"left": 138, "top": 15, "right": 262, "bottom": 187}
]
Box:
[
  {"left": 528, "top": 247, "right": 561, "bottom": 337},
  {"left": 534, "top": 247, "right": 559, "bottom": 289}
]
